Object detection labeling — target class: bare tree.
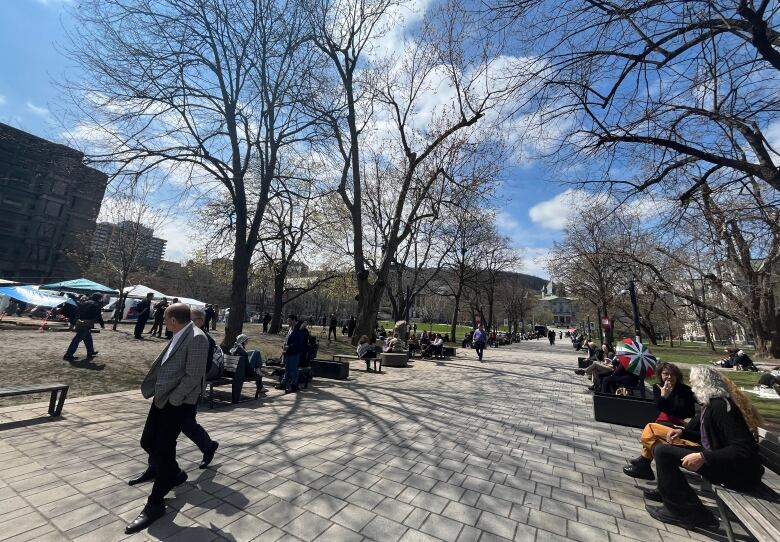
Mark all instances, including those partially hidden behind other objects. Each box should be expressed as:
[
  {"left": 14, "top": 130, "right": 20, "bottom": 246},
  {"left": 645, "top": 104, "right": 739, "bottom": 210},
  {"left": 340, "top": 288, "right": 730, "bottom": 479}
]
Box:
[
  {"left": 65, "top": 0, "right": 322, "bottom": 348},
  {"left": 309, "top": 0, "right": 518, "bottom": 343}
]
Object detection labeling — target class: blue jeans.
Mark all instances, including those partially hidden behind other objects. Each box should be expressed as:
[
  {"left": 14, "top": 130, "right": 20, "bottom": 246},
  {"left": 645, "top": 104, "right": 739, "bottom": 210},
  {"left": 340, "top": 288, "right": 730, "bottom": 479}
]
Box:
[
  {"left": 281, "top": 354, "right": 300, "bottom": 387},
  {"left": 65, "top": 329, "right": 94, "bottom": 357}
]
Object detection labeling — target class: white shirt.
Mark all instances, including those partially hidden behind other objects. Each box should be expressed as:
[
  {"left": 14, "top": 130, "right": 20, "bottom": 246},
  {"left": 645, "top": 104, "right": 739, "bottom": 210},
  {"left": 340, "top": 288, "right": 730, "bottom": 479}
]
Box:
[{"left": 161, "top": 322, "right": 192, "bottom": 365}]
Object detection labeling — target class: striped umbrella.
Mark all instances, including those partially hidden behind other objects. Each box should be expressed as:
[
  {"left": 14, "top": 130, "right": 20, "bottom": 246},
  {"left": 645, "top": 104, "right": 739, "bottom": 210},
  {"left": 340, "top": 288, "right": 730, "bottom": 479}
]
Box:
[{"left": 616, "top": 338, "right": 657, "bottom": 377}]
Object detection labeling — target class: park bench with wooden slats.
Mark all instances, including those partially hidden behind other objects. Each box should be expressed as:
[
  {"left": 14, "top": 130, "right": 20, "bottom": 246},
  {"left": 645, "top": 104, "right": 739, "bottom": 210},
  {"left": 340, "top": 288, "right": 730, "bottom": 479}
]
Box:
[
  {"left": 703, "top": 428, "right": 780, "bottom": 542},
  {"left": 0, "top": 383, "right": 69, "bottom": 416},
  {"left": 205, "top": 354, "right": 262, "bottom": 407},
  {"left": 333, "top": 353, "right": 382, "bottom": 373}
]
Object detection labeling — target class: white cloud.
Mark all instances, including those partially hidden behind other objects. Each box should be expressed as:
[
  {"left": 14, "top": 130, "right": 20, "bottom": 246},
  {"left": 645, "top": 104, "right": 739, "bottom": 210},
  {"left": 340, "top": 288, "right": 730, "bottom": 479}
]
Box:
[
  {"left": 522, "top": 247, "right": 551, "bottom": 279},
  {"left": 156, "top": 220, "right": 198, "bottom": 263},
  {"left": 26, "top": 101, "right": 50, "bottom": 117},
  {"left": 528, "top": 189, "right": 590, "bottom": 230}
]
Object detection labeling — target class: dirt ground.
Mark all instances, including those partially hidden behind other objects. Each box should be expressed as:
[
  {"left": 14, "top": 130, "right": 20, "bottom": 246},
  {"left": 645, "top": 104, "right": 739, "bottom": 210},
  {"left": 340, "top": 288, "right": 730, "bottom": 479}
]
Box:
[{"left": 0, "top": 319, "right": 356, "bottom": 407}]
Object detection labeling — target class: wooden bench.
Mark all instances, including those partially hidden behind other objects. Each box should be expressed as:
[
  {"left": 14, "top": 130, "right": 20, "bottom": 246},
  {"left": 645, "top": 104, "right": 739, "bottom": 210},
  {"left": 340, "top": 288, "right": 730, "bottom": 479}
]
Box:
[
  {"left": 333, "top": 354, "right": 382, "bottom": 373},
  {"left": 311, "top": 359, "right": 349, "bottom": 379},
  {"left": 381, "top": 352, "right": 409, "bottom": 367},
  {"left": 705, "top": 428, "right": 780, "bottom": 542},
  {"left": 205, "top": 355, "right": 263, "bottom": 407},
  {"left": 0, "top": 384, "right": 69, "bottom": 417}
]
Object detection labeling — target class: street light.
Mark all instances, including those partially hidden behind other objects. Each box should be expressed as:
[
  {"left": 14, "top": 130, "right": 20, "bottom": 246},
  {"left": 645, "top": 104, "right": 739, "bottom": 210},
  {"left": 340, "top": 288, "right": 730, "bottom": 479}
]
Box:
[{"left": 619, "top": 277, "right": 642, "bottom": 342}]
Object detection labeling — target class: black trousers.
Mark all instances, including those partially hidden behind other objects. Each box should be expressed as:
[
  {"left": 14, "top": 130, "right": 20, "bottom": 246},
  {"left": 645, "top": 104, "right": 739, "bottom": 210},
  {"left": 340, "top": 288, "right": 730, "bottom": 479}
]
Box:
[
  {"left": 328, "top": 326, "right": 337, "bottom": 340},
  {"left": 134, "top": 315, "right": 149, "bottom": 338},
  {"left": 140, "top": 402, "right": 185, "bottom": 506},
  {"left": 655, "top": 444, "right": 711, "bottom": 517},
  {"left": 181, "top": 403, "right": 212, "bottom": 454},
  {"left": 474, "top": 341, "right": 485, "bottom": 360}
]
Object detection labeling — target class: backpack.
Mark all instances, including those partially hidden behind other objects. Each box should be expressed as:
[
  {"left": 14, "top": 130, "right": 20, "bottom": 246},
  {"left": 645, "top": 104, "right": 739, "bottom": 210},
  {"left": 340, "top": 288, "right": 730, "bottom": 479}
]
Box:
[{"left": 206, "top": 344, "right": 224, "bottom": 380}]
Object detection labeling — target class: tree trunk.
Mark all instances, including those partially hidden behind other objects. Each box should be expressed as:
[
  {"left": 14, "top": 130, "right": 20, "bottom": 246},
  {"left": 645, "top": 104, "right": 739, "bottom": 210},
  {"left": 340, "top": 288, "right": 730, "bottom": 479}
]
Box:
[
  {"left": 352, "top": 280, "right": 382, "bottom": 345},
  {"left": 223, "top": 241, "right": 249, "bottom": 350},
  {"left": 269, "top": 271, "right": 285, "bottom": 334},
  {"left": 450, "top": 287, "right": 463, "bottom": 344},
  {"left": 750, "top": 318, "right": 771, "bottom": 358},
  {"left": 701, "top": 318, "right": 716, "bottom": 351}
]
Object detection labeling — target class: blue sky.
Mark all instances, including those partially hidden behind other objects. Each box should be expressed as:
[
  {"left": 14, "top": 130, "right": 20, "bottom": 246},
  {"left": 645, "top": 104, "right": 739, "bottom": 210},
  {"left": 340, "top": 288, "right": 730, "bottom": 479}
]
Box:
[{"left": 0, "top": 0, "right": 572, "bottom": 278}]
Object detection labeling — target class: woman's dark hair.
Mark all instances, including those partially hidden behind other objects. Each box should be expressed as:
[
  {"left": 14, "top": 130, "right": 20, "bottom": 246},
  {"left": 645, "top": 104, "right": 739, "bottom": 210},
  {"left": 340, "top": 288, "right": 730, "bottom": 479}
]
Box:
[
  {"left": 656, "top": 362, "right": 683, "bottom": 384},
  {"left": 359, "top": 335, "right": 369, "bottom": 344}
]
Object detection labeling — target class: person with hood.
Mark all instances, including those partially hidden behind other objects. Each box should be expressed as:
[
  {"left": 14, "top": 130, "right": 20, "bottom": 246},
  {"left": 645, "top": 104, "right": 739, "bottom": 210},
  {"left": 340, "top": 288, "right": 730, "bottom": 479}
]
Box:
[{"left": 229, "top": 333, "right": 262, "bottom": 372}]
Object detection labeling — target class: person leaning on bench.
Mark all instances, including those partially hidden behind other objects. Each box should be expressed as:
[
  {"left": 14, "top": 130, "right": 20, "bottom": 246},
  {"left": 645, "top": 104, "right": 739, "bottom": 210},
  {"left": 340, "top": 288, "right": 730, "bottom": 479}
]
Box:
[{"left": 624, "top": 365, "right": 765, "bottom": 530}]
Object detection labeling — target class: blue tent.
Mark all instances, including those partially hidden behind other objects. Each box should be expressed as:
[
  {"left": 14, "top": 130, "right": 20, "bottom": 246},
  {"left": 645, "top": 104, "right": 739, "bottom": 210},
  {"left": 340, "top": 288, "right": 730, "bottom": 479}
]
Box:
[
  {"left": 0, "top": 286, "right": 78, "bottom": 308},
  {"left": 39, "top": 278, "right": 119, "bottom": 295}
]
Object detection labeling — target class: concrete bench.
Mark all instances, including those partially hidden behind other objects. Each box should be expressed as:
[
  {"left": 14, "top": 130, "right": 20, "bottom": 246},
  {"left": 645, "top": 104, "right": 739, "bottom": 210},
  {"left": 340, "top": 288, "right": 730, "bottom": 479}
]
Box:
[
  {"left": 381, "top": 352, "right": 409, "bottom": 367},
  {"left": 0, "top": 383, "right": 69, "bottom": 416}
]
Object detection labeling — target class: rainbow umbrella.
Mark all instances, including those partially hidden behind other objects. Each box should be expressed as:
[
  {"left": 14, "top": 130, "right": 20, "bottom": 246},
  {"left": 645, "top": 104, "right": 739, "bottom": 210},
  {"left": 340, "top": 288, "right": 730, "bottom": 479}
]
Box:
[{"left": 616, "top": 338, "right": 657, "bottom": 377}]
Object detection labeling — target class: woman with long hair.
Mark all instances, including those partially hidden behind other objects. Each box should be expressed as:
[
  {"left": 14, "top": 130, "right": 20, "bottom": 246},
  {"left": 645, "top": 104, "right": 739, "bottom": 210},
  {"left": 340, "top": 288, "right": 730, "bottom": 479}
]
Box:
[{"left": 644, "top": 366, "right": 764, "bottom": 529}]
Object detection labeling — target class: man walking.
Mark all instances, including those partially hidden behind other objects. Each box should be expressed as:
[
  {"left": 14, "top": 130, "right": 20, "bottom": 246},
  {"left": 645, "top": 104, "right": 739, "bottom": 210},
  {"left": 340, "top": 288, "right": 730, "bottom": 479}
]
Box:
[
  {"left": 124, "top": 303, "right": 209, "bottom": 534},
  {"left": 63, "top": 293, "right": 104, "bottom": 361},
  {"left": 473, "top": 324, "right": 487, "bottom": 361},
  {"left": 134, "top": 292, "right": 154, "bottom": 339},
  {"left": 346, "top": 315, "right": 356, "bottom": 337},
  {"left": 327, "top": 312, "right": 337, "bottom": 342}
]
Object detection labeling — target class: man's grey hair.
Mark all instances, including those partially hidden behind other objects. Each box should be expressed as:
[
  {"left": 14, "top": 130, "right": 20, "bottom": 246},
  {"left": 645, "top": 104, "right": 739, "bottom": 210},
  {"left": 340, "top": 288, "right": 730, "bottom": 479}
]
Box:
[
  {"left": 690, "top": 365, "right": 731, "bottom": 409},
  {"left": 190, "top": 307, "right": 206, "bottom": 320}
]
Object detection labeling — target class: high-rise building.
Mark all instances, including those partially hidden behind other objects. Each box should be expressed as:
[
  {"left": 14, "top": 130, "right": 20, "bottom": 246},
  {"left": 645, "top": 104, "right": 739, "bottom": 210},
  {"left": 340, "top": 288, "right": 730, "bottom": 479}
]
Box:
[
  {"left": 91, "top": 220, "right": 167, "bottom": 271},
  {"left": 0, "top": 123, "right": 108, "bottom": 282}
]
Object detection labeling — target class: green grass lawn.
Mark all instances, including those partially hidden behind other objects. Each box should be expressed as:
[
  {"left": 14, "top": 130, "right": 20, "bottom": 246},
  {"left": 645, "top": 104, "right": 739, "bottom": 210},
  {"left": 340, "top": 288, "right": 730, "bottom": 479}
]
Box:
[
  {"left": 676, "top": 368, "right": 780, "bottom": 431},
  {"left": 648, "top": 341, "right": 756, "bottom": 366}
]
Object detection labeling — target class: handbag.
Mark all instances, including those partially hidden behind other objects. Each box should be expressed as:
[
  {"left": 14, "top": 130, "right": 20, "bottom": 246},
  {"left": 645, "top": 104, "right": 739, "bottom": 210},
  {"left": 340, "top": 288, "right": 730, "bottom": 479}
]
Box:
[
  {"left": 75, "top": 319, "right": 95, "bottom": 332},
  {"left": 615, "top": 386, "right": 630, "bottom": 397}
]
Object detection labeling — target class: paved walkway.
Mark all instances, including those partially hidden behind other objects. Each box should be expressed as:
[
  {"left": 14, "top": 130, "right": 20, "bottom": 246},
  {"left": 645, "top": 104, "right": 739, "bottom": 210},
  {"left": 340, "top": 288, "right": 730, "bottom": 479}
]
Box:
[{"left": 0, "top": 341, "right": 744, "bottom": 542}]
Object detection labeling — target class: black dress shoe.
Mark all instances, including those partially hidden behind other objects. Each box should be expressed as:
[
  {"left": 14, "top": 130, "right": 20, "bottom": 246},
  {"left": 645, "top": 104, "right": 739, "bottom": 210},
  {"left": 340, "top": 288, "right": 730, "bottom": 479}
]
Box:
[
  {"left": 274, "top": 384, "right": 286, "bottom": 390},
  {"left": 128, "top": 467, "right": 156, "bottom": 486},
  {"left": 629, "top": 455, "right": 647, "bottom": 466},
  {"left": 63, "top": 355, "right": 76, "bottom": 361},
  {"left": 124, "top": 503, "right": 166, "bottom": 534},
  {"left": 174, "top": 470, "right": 188, "bottom": 486},
  {"left": 200, "top": 441, "right": 219, "bottom": 469},
  {"left": 643, "top": 488, "right": 662, "bottom": 502},
  {"left": 587, "top": 385, "right": 598, "bottom": 391},
  {"left": 623, "top": 463, "right": 655, "bottom": 481},
  {"left": 574, "top": 369, "right": 586, "bottom": 375},
  {"left": 86, "top": 351, "right": 99, "bottom": 357},
  {"left": 645, "top": 504, "right": 718, "bottom": 530}
]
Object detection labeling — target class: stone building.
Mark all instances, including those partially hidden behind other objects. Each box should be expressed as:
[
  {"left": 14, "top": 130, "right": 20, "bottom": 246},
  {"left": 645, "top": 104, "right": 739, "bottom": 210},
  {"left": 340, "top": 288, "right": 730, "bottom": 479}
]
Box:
[
  {"left": 0, "top": 123, "right": 107, "bottom": 282},
  {"left": 539, "top": 281, "right": 577, "bottom": 325}
]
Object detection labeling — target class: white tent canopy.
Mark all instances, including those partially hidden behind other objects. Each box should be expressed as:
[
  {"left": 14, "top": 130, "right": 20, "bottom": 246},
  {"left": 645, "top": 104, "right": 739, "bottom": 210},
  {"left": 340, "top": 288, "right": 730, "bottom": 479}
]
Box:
[{"left": 121, "top": 285, "right": 207, "bottom": 308}]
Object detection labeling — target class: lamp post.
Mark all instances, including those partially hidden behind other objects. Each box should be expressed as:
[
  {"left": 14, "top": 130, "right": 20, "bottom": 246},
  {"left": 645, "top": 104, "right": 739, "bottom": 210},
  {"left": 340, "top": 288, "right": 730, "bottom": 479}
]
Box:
[{"left": 627, "top": 277, "right": 641, "bottom": 342}]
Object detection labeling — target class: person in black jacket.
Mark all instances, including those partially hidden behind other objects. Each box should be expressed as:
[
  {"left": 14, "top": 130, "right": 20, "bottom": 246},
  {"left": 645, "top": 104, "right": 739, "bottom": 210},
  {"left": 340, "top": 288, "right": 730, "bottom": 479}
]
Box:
[
  {"left": 623, "top": 363, "right": 697, "bottom": 479},
  {"left": 277, "top": 315, "right": 306, "bottom": 393},
  {"left": 134, "top": 293, "right": 154, "bottom": 339},
  {"left": 63, "top": 293, "right": 105, "bottom": 360},
  {"left": 642, "top": 366, "right": 764, "bottom": 529}
]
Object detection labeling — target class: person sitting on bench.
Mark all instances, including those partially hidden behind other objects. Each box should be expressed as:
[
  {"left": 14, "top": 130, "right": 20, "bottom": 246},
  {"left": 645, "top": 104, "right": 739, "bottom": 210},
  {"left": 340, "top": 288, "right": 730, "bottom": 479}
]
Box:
[
  {"left": 641, "top": 367, "right": 765, "bottom": 529},
  {"left": 622, "top": 362, "right": 696, "bottom": 480},
  {"left": 600, "top": 359, "right": 638, "bottom": 394},
  {"left": 229, "top": 334, "right": 262, "bottom": 372},
  {"left": 356, "top": 335, "right": 377, "bottom": 371},
  {"left": 431, "top": 334, "right": 444, "bottom": 358}
]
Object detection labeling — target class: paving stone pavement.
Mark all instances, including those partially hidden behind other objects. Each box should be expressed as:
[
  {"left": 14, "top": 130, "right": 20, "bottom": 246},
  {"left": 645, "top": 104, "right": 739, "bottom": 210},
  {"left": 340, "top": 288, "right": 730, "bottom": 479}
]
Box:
[{"left": 0, "top": 340, "right": 750, "bottom": 542}]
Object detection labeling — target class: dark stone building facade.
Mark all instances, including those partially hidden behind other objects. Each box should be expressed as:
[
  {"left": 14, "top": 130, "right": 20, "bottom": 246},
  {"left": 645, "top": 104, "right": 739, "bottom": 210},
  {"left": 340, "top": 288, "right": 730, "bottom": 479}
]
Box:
[{"left": 0, "top": 123, "right": 107, "bottom": 282}]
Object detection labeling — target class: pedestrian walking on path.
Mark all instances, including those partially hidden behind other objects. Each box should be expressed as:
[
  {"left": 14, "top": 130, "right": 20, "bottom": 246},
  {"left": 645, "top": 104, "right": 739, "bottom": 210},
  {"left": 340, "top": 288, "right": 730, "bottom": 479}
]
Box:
[{"left": 124, "top": 303, "right": 209, "bottom": 535}]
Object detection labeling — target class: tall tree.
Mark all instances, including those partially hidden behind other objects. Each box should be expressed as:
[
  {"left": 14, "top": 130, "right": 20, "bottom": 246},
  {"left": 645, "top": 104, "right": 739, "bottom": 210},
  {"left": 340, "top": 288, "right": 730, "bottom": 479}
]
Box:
[{"left": 66, "top": 0, "right": 321, "bottom": 348}]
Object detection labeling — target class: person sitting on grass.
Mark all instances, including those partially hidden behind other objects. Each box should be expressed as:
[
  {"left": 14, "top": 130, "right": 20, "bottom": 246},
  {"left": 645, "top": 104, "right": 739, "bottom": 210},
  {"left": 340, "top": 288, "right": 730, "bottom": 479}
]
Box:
[
  {"left": 622, "top": 362, "right": 696, "bottom": 480},
  {"left": 356, "top": 334, "right": 377, "bottom": 371},
  {"left": 632, "top": 366, "right": 765, "bottom": 530}
]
